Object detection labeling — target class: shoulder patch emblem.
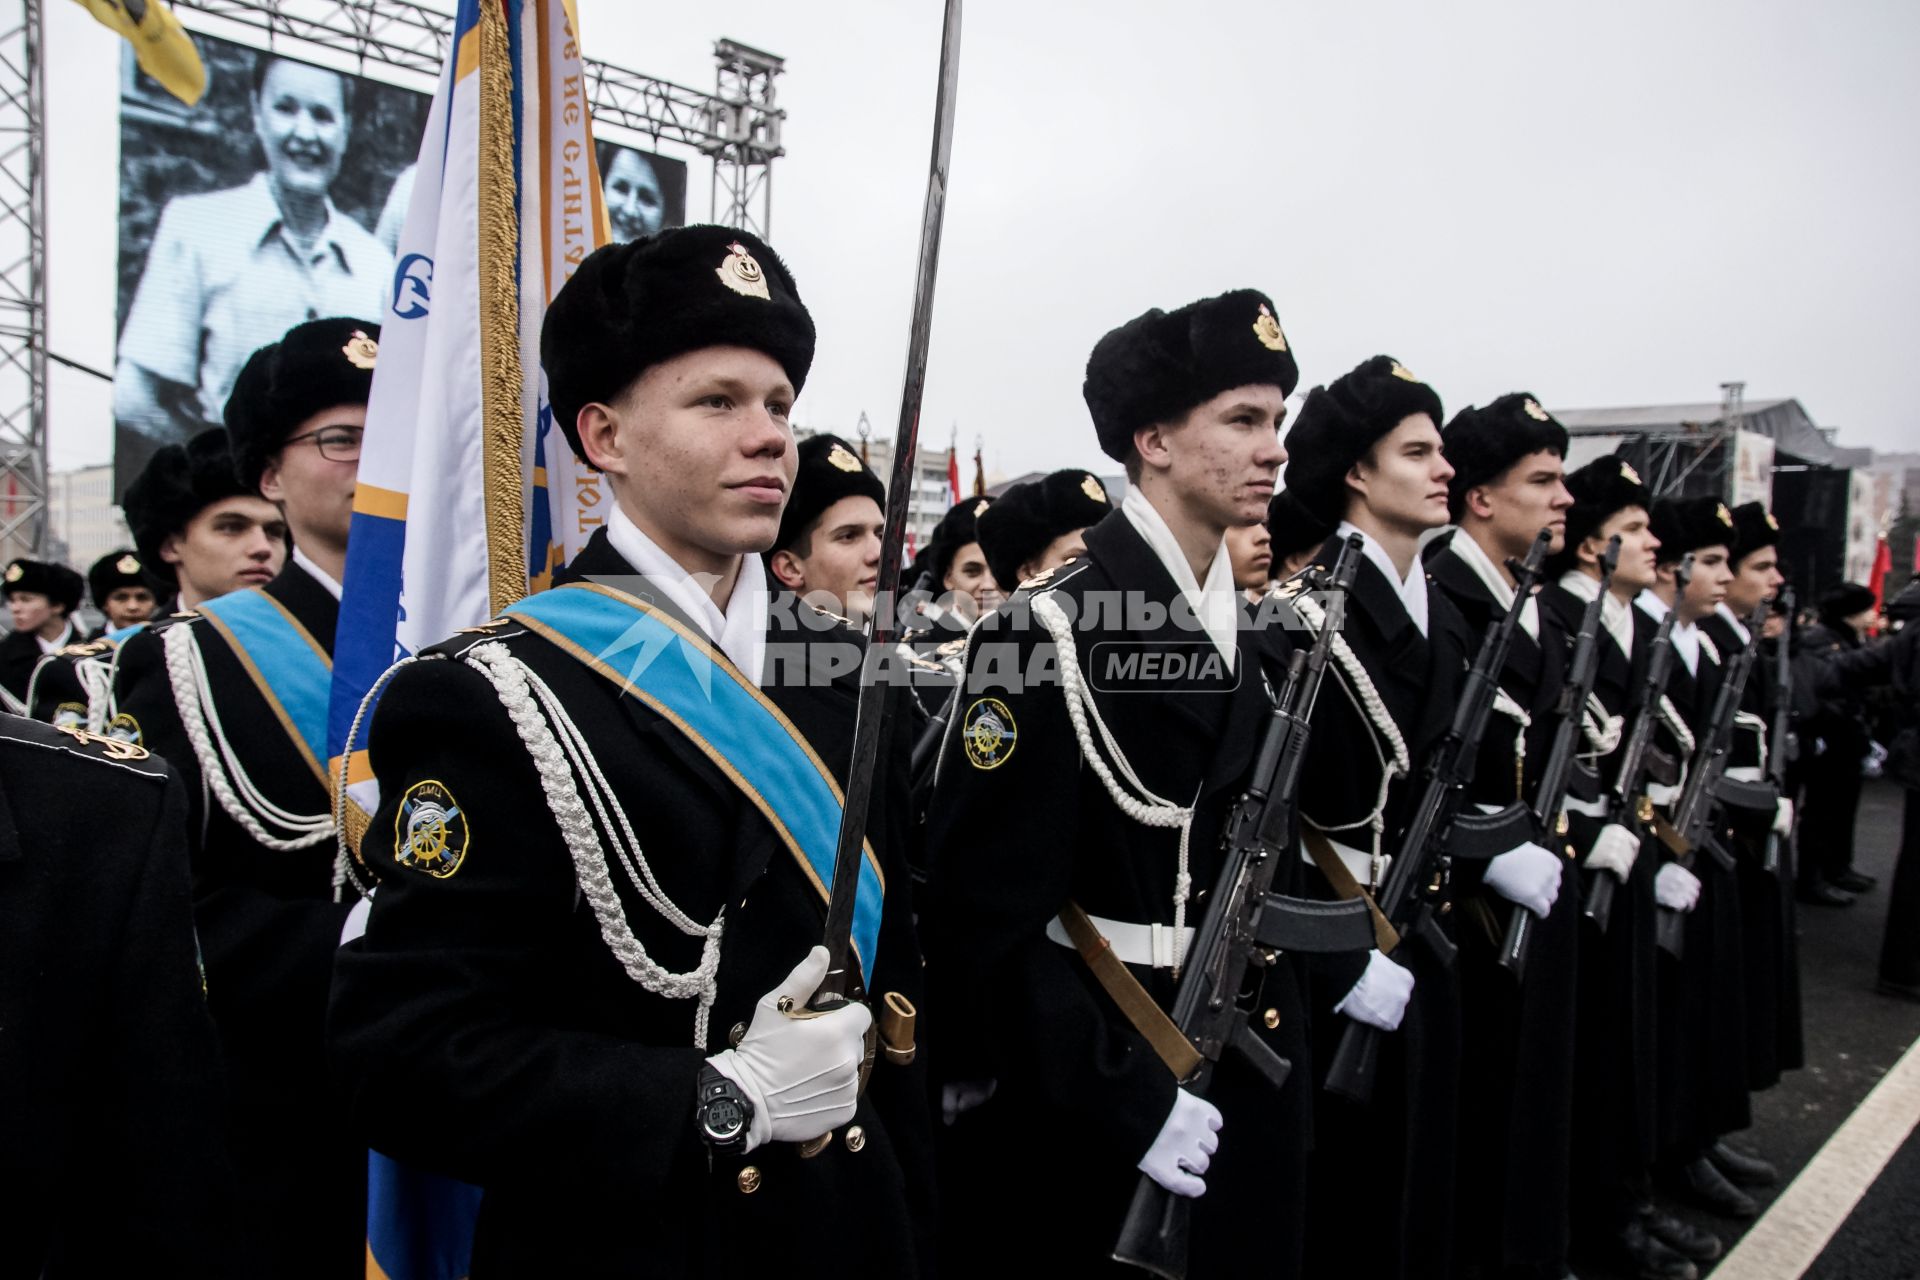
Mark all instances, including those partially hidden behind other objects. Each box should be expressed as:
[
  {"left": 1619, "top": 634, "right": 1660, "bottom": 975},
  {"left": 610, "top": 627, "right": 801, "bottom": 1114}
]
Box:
[
  {"left": 396, "top": 780, "right": 470, "bottom": 878},
  {"left": 54, "top": 722, "right": 150, "bottom": 761},
  {"left": 107, "top": 711, "right": 142, "bottom": 746},
  {"left": 962, "top": 697, "right": 1018, "bottom": 770}
]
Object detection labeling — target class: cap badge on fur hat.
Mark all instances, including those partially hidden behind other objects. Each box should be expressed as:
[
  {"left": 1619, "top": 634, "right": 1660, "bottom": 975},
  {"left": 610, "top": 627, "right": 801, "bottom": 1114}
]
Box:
[
  {"left": 4, "top": 562, "right": 20, "bottom": 583},
  {"left": 342, "top": 330, "right": 379, "bottom": 370},
  {"left": 827, "top": 443, "right": 862, "bottom": 473},
  {"left": 1252, "top": 303, "right": 1288, "bottom": 353},
  {"left": 1390, "top": 361, "right": 1419, "bottom": 382},
  {"left": 716, "top": 241, "right": 772, "bottom": 301},
  {"left": 1524, "top": 398, "right": 1550, "bottom": 421},
  {"left": 1081, "top": 474, "right": 1107, "bottom": 503},
  {"left": 1620, "top": 461, "right": 1642, "bottom": 485},
  {"left": 1766, "top": 512, "right": 1779, "bottom": 530},
  {"left": 974, "top": 499, "right": 989, "bottom": 517},
  {"left": 116, "top": 554, "right": 140, "bottom": 574},
  {"left": 1716, "top": 502, "right": 1734, "bottom": 528}
]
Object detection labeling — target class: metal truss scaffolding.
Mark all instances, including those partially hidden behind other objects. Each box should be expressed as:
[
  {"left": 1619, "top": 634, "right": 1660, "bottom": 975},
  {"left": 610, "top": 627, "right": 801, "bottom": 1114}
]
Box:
[
  {"left": 0, "top": 1, "right": 782, "bottom": 557},
  {"left": 0, "top": 0, "right": 45, "bottom": 560}
]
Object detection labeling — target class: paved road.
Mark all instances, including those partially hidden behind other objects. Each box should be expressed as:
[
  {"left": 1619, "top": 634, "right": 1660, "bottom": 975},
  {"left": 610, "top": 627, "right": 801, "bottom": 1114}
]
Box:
[{"left": 1576, "top": 779, "right": 1920, "bottom": 1279}]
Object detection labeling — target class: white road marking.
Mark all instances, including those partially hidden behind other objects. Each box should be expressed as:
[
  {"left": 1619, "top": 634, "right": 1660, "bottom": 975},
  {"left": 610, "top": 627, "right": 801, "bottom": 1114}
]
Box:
[{"left": 1712, "top": 1035, "right": 1920, "bottom": 1279}]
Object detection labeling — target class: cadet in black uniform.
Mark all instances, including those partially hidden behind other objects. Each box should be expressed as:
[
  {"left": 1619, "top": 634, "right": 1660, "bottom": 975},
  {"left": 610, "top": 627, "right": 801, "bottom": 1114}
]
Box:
[
  {"left": 767, "top": 431, "right": 887, "bottom": 624},
  {"left": 925, "top": 288, "right": 1307, "bottom": 1276},
  {"left": 1280, "top": 356, "right": 1477, "bottom": 1280},
  {"left": 1702, "top": 502, "right": 1801, "bottom": 1113},
  {"left": 25, "top": 550, "right": 162, "bottom": 729},
  {"left": 0, "top": 559, "right": 83, "bottom": 712},
  {"left": 1798, "top": 581, "right": 1881, "bottom": 902},
  {"left": 0, "top": 715, "right": 234, "bottom": 1276},
  {"left": 1429, "top": 393, "right": 1578, "bottom": 1280},
  {"left": 1265, "top": 487, "right": 1333, "bottom": 583},
  {"left": 1545, "top": 458, "right": 1713, "bottom": 1280},
  {"left": 330, "top": 227, "right": 933, "bottom": 1277},
  {"left": 119, "top": 426, "right": 288, "bottom": 615},
  {"left": 975, "top": 467, "right": 1110, "bottom": 600},
  {"left": 1640, "top": 497, "right": 1755, "bottom": 1230},
  {"left": 112, "top": 317, "right": 379, "bottom": 1277}
]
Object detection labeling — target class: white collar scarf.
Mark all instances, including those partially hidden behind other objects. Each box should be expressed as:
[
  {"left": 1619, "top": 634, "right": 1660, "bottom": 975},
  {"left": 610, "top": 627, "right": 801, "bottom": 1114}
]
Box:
[
  {"left": 291, "top": 545, "right": 344, "bottom": 601},
  {"left": 1556, "top": 569, "right": 1635, "bottom": 659},
  {"left": 1714, "top": 601, "right": 1751, "bottom": 645},
  {"left": 1120, "top": 486, "right": 1239, "bottom": 668},
  {"left": 1338, "top": 520, "right": 1430, "bottom": 639},
  {"left": 605, "top": 504, "right": 770, "bottom": 687},
  {"left": 1635, "top": 590, "right": 1700, "bottom": 675},
  {"left": 1442, "top": 528, "right": 1539, "bottom": 640}
]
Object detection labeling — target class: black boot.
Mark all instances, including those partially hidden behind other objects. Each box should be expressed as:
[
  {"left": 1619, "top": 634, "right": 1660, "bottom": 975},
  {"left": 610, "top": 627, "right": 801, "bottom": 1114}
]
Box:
[
  {"left": 1797, "top": 880, "right": 1856, "bottom": 906},
  {"left": 1643, "top": 1207, "right": 1723, "bottom": 1262},
  {"left": 1835, "top": 870, "right": 1879, "bottom": 893},
  {"left": 1614, "top": 1219, "right": 1698, "bottom": 1280},
  {"left": 1710, "top": 1139, "right": 1779, "bottom": 1188},
  {"left": 1678, "top": 1156, "right": 1758, "bottom": 1218}
]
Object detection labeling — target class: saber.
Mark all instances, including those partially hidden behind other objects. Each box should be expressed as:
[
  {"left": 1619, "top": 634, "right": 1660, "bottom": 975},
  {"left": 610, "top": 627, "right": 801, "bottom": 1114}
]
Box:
[{"left": 813, "top": 0, "right": 964, "bottom": 1010}]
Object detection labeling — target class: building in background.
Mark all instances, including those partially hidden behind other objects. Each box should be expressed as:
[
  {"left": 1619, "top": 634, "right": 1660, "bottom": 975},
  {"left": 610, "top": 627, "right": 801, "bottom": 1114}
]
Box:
[{"left": 46, "top": 464, "right": 132, "bottom": 569}]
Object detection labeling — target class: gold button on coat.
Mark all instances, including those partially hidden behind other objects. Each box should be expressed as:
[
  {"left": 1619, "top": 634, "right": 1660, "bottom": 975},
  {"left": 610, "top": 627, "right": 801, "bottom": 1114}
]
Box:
[
  {"left": 1262, "top": 1008, "right": 1281, "bottom": 1030},
  {"left": 845, "top": 1125, "right": 866, "bottom": 1153},
  {"left": 737, "top": 1166, "right": 762, "bottom": 1194}
]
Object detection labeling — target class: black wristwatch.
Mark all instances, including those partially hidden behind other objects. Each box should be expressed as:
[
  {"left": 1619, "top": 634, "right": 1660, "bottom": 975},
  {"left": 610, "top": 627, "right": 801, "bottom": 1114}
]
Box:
[{"left": 696, "top": 1064, "right": 754, "bottom": 1154}]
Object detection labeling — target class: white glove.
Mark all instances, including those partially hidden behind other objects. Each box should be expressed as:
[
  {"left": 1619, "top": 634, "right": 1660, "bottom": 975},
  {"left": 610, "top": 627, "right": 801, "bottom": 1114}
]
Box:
[
  {"left": 1773, "top": 797, "right": 1794, "bottom": 836},
  {"left": 1655, "top": 863, "right": 1702, "bottom": 912},
  {"left": 1137, "top": 1088, "right": 1223, "bottom": 1199},
  {"left": 1334, "top": 949, "right": 1415, "bottom": 1032},
  {"left": 339, "top": 892, "right": 373, "bottom": 946},
  {"left": 1583, "top": 823, "right": 1640, "bottom": 883},
  {"left": 707, "top": 946, "right": 873, "bottom": 1153},
  {"left": 1483, "top": 841, "right": 1563, "bottom": 918},
  {"left": 941, "top": 1079, "right": 997, "bottom": 1126}
]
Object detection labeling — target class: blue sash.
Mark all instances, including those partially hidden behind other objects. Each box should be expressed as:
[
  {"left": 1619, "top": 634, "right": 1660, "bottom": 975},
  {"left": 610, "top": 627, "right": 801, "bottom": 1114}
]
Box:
[
  {"left": 195, "top": 589, "right": 333, "bottom": 785},
  {"left": 502, "top": 582, "right": 886, "bottom": 980},
  {"left": 103, "top": 620, "right": 149, "bottom": 645}
]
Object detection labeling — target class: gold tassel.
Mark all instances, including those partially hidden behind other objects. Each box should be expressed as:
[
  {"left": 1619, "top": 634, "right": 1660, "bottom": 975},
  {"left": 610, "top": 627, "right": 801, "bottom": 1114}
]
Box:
[{"left": 477, "top": 0, "right": 528, "bottom": 613}]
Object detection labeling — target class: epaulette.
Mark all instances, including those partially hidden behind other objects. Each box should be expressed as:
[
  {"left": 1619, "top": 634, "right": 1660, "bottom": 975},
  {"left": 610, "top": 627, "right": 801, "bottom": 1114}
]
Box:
[
  {"left": 58, "top": 639, "right": 114, "bottom": 659},
  {"left": 905, "top": 653, "right": 947, "bottom": 674},
  {"left": 805, "top": 602, "right": 854, "bottom": 628},
  {"left": 455, "top": 618, "right": 512, "bottom": 636},
  {"left": 1009, "top": 559, "right": 1092, "bottom": 603},
  {"left": 935, "top": 636, "right": 969, "bottom": 659},
  {"left": 0, "top": 716, "right": 164, "bottom": 774}
]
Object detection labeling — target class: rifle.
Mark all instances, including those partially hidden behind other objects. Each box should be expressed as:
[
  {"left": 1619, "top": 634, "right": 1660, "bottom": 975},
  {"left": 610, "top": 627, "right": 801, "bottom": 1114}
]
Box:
[
  {"left": 1652, "top": 596, "right": 1769, "bottom": 956},
  {"left": 1761, "top": 587, "right": 1796, "bottom": 876},
  {"left": 1111, "top": 535, "right": 1370, "bottom": 1280},
  {"left": 1498, "top": 536, "right": 1620, "bottom": 978},
  {"left": 1323, "top": 530, "right": 1551, "bottom": 1104},
  {"left": 1582, "top": 553, "right": 1691, "bottom": 933}
]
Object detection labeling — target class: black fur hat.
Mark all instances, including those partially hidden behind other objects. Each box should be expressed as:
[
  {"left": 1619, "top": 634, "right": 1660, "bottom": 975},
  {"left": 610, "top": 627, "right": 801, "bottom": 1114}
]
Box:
[
  {"left": 1549, "top": 453, "right": 1651, "bottom": 575},
  {"left": 1266, "top": 487, "right": 1334, "bottom": 562},
  {"left": 774, "top": 433, "right": 885, "bottom": 555},
  {"left": 1282, "top": 356, "right": 1445, "bottom": 524},
  {"left": 226, "top": 317, "right": 381, "bottom": 493},
  {"left": 977, "top": 469, "right": 1111, "bottom": 592},
  {"left": 1442, "top": 393, "right": 1569, "bottom": 521},
  {"left": 1649, "top": 495, "right": 1736, "bottom": 566},
  {"left": 87, "top": 549, "right": 154, "bottom": 607},
  {"left": 2, "top": 558, "right": 82, "bottom": 613},
  {"left": 1083, "top": 288, "right": 1299, "bottom": 462},
  {"left": 121, "top": 428, "right": 255, "bottom": 584},
  {"left": 912, "top": 496, "right": 994, "bottom": 591},
  {"left": 543, "top": 226, "right": 816, "bottom": 463},
  {"left": 1727, "top": 501, "right": 1780, "bottom": 566},
  {"left": 1819, "top": 581, "right": 1877, "bottom": 626}
]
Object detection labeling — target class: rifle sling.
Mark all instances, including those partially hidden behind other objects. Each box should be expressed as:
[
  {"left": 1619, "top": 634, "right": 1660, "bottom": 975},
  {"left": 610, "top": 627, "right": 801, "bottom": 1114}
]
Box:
[
  {"left": 1302, "top": 829, "right": 1402, "bottom": 955},
  {"left": 1056, "top": 902, "right": 1204, "bottom": 1081}
]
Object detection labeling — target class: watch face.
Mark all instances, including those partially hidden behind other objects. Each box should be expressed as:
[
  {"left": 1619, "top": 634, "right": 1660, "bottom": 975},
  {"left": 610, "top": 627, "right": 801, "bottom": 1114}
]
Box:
[{"left": 704, "top": 1095, "right": 748, "bottom": 1141}]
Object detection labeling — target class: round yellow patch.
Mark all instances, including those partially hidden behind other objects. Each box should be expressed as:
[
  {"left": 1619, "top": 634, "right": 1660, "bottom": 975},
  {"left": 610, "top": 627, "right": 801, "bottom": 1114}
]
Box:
[{"left": 962, "top": 697, "right": 1018, "bottom": 770}]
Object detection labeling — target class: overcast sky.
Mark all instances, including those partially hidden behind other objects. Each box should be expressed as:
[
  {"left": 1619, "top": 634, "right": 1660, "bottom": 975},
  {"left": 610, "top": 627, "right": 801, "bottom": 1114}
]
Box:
[{"left": 42, "top": 0, "right": 1920, "bottom": 477}]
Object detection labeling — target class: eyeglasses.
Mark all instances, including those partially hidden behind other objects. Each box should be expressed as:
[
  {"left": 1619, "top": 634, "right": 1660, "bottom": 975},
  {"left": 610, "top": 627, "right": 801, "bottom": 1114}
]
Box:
[{"left": 283, "top": 425, "right": 364, "bottom": 462}]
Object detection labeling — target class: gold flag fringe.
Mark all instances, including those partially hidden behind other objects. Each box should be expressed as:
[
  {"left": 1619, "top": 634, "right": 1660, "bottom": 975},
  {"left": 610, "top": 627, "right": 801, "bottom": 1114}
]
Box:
[{"left": 477, "top": 0, "right": 528, "bottom": 613}]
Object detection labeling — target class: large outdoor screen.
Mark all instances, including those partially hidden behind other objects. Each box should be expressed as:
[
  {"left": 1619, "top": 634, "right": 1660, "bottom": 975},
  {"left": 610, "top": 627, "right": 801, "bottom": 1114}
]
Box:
[{"left": 113, "top": 30, "right": 686, "bottom": 494}]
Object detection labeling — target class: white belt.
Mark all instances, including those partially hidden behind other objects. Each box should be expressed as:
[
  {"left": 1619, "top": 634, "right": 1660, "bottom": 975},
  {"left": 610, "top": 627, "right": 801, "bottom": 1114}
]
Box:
[
  {"left": 1299, "top": 834, "right": 1386, "bottom": 892},
  {"left": 1723, "top": 766, "right": 1763, "bottom": 783},
  {"left": 1045, "top": 912, "right": 1194, "bottom": 971},
  {"left": 1646, "top": 781, "right": 1682, "bottom": 807},
  {"left": 1563, "top": 795, "right": 1610, "bottom": 819}
]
